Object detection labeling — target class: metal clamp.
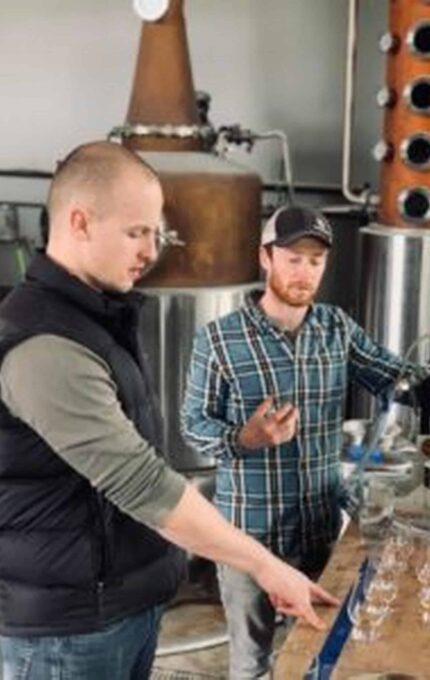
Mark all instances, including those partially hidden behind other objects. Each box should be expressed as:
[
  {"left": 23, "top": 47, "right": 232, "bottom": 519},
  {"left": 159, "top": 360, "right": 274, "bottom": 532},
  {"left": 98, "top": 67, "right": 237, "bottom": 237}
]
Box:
[
  {"left": 108, "top": 122, "right": 215, "bottom": 141},
  {"left": 159, "top": 229, "right": 185, "bottom": 247}
]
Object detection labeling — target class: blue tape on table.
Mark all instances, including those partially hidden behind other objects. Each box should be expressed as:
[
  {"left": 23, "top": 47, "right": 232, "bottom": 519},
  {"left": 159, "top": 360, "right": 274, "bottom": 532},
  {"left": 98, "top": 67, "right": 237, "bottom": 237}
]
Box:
[{"left": 304, "top": 558, "right": 373, "bottom": 680}]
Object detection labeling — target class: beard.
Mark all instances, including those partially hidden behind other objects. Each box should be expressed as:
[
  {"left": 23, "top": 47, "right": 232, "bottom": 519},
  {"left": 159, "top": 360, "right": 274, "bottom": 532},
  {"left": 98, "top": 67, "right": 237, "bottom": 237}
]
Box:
[{"left": 268, "top": 270, "right": 317, "bottom": 308}]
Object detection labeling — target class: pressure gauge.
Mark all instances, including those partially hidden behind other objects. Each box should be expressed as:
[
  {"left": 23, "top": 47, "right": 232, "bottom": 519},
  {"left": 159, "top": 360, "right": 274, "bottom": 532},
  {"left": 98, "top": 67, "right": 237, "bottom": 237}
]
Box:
[{"left": 133, "top": 0, "right": 169, "bottom": 22}]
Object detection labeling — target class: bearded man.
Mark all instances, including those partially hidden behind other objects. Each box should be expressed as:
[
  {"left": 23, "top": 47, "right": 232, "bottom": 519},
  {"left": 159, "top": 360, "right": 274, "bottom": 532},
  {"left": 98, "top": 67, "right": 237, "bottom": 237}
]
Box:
[{"left": 181, "top": 204, "right": 427, "bottom": 679}]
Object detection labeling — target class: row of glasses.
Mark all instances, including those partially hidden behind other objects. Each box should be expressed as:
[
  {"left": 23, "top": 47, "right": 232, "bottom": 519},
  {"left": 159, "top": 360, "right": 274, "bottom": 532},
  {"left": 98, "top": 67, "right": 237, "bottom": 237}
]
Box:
[
  {"left": 347, "top": 554, "right": 399, "bottom": 643},
  {"left": 412, "top": 533, "right": 430, "bottom": 625},
  {"left": 349, "top": 523, "right": 430, "bottom": 642},
  {"left": 347, "top": 524, "right": 411, "bottom": 643}
]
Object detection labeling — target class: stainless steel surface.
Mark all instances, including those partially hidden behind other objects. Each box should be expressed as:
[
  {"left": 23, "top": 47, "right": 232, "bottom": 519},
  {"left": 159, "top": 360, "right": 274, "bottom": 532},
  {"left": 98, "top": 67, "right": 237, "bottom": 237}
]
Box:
[
  {"left": 359, "top": 223, "right": 430, "bottom": 359},
  {"left": 138, "top": 283, "right": 261, "bottom": 472},
  {"left": 317, "top": 206, "right": 363, "bottom": 317}
]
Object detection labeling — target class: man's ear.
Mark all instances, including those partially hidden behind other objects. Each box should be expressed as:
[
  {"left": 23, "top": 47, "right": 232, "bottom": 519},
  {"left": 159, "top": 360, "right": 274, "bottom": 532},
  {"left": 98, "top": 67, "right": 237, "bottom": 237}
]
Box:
[
  {"left": 259, "top": 245, "right": 271, "bottom": 274},
  {"left": 70, "top": 207, "right": 90, "bottom": 241}
]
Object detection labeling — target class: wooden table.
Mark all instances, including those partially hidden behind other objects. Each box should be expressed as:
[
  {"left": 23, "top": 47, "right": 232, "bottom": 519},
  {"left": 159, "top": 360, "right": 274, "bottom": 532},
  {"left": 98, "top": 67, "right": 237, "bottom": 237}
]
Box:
[{"left": 273, "top": 522, "right": 430, "bottom": 680}]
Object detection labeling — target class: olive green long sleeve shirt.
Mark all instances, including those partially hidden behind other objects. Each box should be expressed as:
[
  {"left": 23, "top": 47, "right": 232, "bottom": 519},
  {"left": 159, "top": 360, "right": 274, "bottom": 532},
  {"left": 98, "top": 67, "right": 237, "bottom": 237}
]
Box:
[{"left": 0, "top": 335, "right": 186, "bottom": 529}]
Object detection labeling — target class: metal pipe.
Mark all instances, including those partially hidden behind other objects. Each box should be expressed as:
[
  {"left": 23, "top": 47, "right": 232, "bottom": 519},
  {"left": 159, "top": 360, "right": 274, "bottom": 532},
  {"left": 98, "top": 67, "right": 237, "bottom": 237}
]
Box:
[
  {"left": 253, "top": 130, "right": 295, "bottom": 204},
  {"left": 0, "top": 170, "right": 52, "bottom": 179},
  {"left": 155, "top": 630, "right": 229, "bottom": 657},
  {"left": 342, "top": 0, "right": 378, "bottom": 207},
  {"left": 0, "top": 200, "right": 45, "bottom": 209},
  {"left": 262, "top": 181, "right": 342, "bottom": 195}
]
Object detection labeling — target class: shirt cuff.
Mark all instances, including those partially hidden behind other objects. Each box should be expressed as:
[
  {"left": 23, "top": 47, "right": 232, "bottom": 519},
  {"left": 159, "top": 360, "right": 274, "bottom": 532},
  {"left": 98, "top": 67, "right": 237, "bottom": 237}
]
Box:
[
  {"left": 136, "top": 467, "right": 187, "bottom": 529},
  {"left": 223, "top": 425, "right": 248, "bottom": 458}
]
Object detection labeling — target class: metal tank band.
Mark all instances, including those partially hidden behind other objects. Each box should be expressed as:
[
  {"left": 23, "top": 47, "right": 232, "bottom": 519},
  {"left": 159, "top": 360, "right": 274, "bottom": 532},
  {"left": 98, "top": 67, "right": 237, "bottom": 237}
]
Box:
[
  {"left": 375, "top": 0, "right": 430, "bottom": 227},
  {"left": 360, "top": 224, "right": 430, "bottom": 357},
  {"left": 109, "top": 122, "right": 215, "bottom": 143}
]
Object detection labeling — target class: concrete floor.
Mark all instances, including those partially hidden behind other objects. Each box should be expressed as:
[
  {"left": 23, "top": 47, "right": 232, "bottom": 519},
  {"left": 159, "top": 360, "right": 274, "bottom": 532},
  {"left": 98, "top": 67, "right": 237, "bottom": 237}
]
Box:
[
  {"left": 151, "top": 559, "right": 229, "bottom": 679},
  {"left": 151, "top": 561, "right": 289, "bottom": 679},
  {"left": 152, "top": 604, "right": 289, "bottom": 680},
  {"left": 151, "top": 600, "right": 229, "bottom": 679}
]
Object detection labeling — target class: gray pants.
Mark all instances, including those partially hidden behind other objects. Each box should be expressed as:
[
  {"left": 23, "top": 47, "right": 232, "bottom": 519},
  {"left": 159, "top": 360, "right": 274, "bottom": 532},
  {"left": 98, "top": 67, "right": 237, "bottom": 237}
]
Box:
[
  {"left": 217, "top": 551, "right": 329, "bottom": 680},
  {"left": 217, "top": 564, "right": 278, "bottom": 680}
]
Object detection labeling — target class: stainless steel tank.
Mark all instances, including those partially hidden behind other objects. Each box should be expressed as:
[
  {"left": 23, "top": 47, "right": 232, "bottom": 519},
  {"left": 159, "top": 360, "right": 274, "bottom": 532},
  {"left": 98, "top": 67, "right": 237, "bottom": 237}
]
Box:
[
  {"left": 359, "top": 0, "right": 430, "bottom": 375},
  {"left": 360, "top": 224, "right": 430, "bottom": 360},
  {"left": 139, "top": 283, "right": 261, "bottom": 472}
]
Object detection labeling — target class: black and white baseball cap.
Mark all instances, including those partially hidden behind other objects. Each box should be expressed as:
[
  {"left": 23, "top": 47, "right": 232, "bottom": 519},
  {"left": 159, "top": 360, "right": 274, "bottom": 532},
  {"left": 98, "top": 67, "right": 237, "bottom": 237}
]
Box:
[{"left": 261, "top": 205, "right": 333, "bottom": 249}]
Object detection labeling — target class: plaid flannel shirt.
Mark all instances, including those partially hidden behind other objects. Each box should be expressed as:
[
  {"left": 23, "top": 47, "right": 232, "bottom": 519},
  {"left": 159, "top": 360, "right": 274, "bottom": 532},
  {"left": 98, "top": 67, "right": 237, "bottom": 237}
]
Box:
[{"left": 181, "top": 293, "right": 410, "bottom": 560}]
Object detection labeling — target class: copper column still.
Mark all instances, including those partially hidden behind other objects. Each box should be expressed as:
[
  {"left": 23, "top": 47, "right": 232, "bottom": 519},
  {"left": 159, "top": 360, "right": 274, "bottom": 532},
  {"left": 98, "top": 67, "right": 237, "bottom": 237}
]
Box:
[
  {"left": 118, "top": 0, "right": 261, "bottom": 288},
  {"left": 359, "top": 0, "right": 430, "bottom": 365},
  {"left": 378, "top": 0, "right": 430, "bottom": 226}
]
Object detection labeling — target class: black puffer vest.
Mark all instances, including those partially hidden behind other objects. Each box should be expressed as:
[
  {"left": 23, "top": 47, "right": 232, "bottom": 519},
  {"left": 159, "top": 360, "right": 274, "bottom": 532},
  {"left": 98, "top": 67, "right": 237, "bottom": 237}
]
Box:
[{"left": 0, "top": 254, "right": 186, "bottom": 635}]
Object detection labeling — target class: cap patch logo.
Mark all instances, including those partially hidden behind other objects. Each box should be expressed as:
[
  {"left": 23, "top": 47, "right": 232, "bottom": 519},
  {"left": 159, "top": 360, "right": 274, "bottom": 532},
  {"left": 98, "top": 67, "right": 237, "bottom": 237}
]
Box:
[{"left": 313, "top": 216, "right": 331, "bottom": 237}]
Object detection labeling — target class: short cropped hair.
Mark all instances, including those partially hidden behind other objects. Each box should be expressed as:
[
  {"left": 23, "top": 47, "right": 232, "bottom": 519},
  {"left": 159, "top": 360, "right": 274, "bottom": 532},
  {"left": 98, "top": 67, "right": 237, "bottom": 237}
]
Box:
[{"left": 47, "top": 141, "right": 158, "bottom": 224}]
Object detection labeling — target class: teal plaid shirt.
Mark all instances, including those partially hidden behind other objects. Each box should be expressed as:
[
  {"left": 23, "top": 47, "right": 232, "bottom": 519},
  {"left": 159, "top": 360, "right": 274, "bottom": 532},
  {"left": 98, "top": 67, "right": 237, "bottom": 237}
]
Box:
[{"left": 181, "top": 293, "right": 408, "bottom": 560}]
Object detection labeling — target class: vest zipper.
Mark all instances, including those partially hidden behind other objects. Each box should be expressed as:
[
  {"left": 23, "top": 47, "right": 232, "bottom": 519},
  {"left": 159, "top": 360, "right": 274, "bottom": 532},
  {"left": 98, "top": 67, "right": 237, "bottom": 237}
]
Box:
[{"left": 93, "top": 491, "right": 110, "bottom": 614}]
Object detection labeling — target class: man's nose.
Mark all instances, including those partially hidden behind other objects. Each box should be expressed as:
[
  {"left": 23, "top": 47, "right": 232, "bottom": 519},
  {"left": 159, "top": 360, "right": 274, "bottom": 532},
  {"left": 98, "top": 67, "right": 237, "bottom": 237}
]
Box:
[
  {"left": 300, "top": 261, "right": 317, "bottom": 278},
  {"left": 140, "top": 235, "right": 159, "bottom": 262}
]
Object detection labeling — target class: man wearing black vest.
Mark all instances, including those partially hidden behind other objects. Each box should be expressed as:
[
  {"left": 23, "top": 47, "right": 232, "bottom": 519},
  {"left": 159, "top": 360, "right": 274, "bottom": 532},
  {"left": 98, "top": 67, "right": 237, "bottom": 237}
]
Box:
[{"left": 0, "top": 141, "right": 336, "bottom": 679}]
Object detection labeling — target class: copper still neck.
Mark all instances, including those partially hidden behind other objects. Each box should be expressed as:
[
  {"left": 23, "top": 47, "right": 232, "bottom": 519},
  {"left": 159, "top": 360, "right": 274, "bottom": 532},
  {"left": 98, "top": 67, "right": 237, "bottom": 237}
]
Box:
[{"left": 125, "top": 0, "right": 203, "bottom": 151}]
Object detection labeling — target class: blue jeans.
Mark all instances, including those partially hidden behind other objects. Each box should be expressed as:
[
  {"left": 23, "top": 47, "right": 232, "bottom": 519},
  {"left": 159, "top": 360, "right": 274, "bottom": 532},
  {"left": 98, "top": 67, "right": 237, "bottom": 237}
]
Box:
[{"left": 0, "top": 607, "right": 162, "bottom": 680}]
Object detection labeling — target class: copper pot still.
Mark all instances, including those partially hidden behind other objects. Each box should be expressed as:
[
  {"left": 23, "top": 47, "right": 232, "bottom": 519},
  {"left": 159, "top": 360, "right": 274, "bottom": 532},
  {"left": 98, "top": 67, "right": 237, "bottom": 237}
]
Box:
[
  {"left": 378, "top": 0, "right": 430, "bottom": 228},
  {"left": 120, "top": 0, "right": 261, "bottom": 287}
]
